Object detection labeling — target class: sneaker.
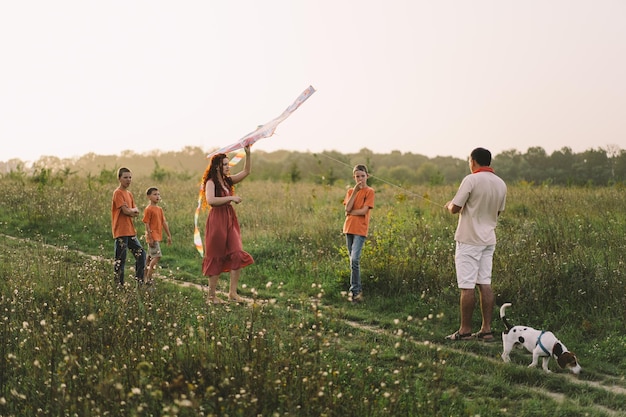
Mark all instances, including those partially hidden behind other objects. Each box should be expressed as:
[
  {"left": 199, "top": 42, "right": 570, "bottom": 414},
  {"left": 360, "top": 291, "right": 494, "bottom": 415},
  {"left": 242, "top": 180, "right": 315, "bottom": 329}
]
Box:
[{"left": 351, "top": 292, "right": 364, "bottom": 303}]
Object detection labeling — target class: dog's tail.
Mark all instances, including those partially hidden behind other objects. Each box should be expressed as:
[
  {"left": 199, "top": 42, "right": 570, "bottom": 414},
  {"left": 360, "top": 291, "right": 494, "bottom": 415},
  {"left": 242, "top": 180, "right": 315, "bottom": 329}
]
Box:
[{"left": 500, "top": 302, "right": 514, "bottom": 332}]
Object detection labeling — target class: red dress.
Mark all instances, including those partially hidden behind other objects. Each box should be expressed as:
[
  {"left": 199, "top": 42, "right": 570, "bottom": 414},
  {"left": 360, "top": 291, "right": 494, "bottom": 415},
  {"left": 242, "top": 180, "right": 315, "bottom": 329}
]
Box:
[{"left": 202, "top": 187, "right": 254, "bottom": 276}]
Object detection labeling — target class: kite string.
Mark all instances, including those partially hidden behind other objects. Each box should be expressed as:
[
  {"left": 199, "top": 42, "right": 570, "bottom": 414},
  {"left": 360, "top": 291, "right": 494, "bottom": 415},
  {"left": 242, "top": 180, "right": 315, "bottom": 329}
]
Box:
[{"left": 315, "top": 152, "right": 447, "bottom": 208}]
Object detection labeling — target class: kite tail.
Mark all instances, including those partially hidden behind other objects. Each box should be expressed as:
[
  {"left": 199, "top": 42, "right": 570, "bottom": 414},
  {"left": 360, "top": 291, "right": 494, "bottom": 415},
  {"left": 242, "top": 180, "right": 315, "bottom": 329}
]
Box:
[{"left": 193, "top": 188, "right": 205, "bottom": 256}]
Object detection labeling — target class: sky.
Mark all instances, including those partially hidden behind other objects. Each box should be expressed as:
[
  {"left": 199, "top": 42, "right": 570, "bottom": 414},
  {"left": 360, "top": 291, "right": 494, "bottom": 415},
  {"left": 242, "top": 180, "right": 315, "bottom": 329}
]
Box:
[{"left": 1, "top": 0, "right": 625, "bottom": 163}]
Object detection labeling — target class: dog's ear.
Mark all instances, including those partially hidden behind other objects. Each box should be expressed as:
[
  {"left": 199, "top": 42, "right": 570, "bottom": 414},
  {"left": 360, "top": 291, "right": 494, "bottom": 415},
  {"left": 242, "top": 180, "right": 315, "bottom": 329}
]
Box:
[
  {"left": 552, "top": 342, "right": 564, "bottom": 357},
  {"left": 557, "top": 352, "right": 577, "bottom": 369}
]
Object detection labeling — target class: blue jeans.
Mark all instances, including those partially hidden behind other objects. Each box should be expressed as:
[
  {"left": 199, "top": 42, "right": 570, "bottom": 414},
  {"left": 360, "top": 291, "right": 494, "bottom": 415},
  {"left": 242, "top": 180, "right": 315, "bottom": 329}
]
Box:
[
  {"left": 114, "top": 236, "right": 146, "bottom": 285},
  {"left": 346, "top": 234, "right": 366, "bottom": 295}
]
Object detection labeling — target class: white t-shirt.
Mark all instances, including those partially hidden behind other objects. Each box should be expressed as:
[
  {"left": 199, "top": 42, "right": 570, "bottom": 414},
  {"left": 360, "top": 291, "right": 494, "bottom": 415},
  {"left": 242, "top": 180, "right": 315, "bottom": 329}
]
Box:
[{"left": 451, "top": 171, "right": 507, "bottom": 246}]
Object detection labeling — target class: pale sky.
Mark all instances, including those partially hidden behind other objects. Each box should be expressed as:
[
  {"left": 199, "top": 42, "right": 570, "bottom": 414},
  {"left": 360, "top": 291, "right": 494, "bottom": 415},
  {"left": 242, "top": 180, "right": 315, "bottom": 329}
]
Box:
[{"left": 1, "top": 0, "right": 625, "bottom": 163}]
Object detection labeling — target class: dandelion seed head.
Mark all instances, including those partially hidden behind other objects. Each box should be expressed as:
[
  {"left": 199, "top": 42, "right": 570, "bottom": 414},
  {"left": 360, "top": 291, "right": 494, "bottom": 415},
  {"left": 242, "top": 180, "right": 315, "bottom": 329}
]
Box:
[{"left": 177, "top": 399, "right": 193, "bottom": 407}]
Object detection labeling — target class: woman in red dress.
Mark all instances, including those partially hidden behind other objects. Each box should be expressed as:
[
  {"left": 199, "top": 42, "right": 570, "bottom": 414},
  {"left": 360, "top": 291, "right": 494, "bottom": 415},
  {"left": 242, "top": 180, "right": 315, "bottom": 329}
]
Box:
[{"left": 200, "top": 145, "right": 254, "bottom": 304}]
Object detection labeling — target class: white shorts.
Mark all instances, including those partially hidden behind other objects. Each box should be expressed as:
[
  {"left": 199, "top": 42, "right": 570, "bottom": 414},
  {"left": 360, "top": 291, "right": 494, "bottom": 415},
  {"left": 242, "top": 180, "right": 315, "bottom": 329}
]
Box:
[
  {"left": 455, "top": 242, "right": 495, "bottom": 289},
  {"left": 148, "top": 241, "right": 162, "bottom": 258}
]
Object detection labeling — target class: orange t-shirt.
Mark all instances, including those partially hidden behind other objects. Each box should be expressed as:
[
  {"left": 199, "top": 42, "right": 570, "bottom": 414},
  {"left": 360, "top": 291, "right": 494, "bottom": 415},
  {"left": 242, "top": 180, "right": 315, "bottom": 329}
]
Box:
[
  {"left": 111, "top": 188, "right": 137, "bottom": 238},
  {"left": 342, "top": 186, "right": 375, "bottom": 237},
  {"left": 142, "top": 205, "right": 166, "bottom": 242}
]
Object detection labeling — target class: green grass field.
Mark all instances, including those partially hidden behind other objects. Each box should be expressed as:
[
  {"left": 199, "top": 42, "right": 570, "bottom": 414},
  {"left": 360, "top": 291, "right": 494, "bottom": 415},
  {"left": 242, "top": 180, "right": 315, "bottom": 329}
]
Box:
[{"left": 1, "top": 173, "right": 625, "bottom": 416}]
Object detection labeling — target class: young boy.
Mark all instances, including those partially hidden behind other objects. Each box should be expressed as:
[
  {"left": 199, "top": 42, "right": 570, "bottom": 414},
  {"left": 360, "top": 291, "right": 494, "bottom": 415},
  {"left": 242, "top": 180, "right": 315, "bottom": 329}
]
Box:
[
  {"left": 111, "top": 167, "right": 146, "bottom": 285},
  {"left": 142, "top": 187, "right": 172, "bottom": 283}
]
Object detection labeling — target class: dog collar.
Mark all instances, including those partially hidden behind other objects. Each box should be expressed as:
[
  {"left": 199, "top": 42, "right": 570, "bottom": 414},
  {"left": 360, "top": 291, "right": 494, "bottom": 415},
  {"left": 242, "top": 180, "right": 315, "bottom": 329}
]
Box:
[{"left": 536, "top": 331, "right": 551, "bottom": 356}]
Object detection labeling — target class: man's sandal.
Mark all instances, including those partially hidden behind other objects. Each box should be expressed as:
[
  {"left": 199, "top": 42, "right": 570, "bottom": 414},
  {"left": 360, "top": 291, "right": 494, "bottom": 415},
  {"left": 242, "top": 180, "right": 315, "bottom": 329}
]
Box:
[
  {"left": 445, "top": 331, "right": 473, "bottom": 341},
  {"left": 473, "top": 331, "right": 496, "bottom": 342}
]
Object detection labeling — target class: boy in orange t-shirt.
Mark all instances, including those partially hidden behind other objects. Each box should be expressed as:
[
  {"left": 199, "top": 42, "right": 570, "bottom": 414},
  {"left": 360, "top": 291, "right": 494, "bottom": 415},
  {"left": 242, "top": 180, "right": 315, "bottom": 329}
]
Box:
[
  {"left": 343, "top": 164, "right": 375, "bottom": 303},
  {"left": 142, "top": 187, "right": 172, "bottom": 284},
  {"left": 111, "top": 167, "right": 146, "bottom": 285}
]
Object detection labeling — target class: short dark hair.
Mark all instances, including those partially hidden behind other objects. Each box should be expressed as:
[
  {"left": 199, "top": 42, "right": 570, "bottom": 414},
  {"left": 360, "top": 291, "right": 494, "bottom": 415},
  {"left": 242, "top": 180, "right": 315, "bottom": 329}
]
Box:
[
  {"left": 470, "top": 148, "right": 492, "bottom": 167},
  {"left": 146, "top": 187, "right": 159, "bottom": 196},
  {"left": 118, "top": 167, "right": 131, "bottom": 178}
]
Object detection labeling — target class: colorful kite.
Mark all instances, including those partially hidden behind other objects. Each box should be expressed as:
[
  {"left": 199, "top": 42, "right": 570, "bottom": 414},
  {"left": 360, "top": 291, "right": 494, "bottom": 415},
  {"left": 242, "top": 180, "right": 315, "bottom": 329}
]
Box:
[{"left": 193, "top": 85, "right": 316, "bottom": 256}]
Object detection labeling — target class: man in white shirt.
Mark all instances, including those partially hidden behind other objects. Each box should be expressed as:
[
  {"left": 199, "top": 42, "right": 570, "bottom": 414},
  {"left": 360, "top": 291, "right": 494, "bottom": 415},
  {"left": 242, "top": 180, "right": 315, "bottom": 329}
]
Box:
[{"left": 445, "top": 147, "right": 507, "bottom": 342}]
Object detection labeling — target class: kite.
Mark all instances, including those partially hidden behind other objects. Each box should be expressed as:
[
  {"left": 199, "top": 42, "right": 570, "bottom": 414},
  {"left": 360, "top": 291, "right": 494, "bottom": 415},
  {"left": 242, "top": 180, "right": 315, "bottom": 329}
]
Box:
[{"left": 193, "top": 85, "right": 316, "bottom": 256}]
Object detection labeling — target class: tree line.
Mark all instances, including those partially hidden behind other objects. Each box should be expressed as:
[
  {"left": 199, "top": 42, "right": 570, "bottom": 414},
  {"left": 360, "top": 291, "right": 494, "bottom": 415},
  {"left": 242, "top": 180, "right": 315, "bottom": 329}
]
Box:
[{"left": 1, "top": 145, "right": 625, "bottom": 187}]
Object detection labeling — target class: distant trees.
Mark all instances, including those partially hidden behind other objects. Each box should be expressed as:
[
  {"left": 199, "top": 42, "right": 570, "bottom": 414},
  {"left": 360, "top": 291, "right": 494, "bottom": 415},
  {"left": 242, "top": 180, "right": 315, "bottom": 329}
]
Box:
[
  {"left": 2, "top": 145, "right": 625, "bottom": 187},
  {"left": 493, "top": 146, "right": 623, "bottom": 186}
]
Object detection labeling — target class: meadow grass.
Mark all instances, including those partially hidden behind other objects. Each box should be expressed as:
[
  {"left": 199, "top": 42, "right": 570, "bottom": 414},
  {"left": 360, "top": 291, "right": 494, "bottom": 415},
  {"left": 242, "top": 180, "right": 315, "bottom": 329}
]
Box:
[{"left": 1, "top": 175, "right": 626, "bottom": 416}]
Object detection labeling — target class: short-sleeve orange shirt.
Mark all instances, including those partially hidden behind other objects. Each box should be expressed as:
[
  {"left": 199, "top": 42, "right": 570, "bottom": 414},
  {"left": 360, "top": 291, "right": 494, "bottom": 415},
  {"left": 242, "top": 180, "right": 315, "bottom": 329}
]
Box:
[
  {"left": 111, "top": 188, "right": 137, "bottom": 238},
  {"left": 142, "top": 205, "right": 165, "bottom": 242},
  {"left": 342, "top": 186, "right": 375, "bottom": 237}
]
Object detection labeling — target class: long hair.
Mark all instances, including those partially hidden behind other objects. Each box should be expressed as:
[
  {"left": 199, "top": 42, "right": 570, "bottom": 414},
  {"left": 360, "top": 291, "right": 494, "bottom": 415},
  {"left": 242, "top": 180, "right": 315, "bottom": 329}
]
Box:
[{"left": 200, "top": 153, "right": 234, "bottom": 209}]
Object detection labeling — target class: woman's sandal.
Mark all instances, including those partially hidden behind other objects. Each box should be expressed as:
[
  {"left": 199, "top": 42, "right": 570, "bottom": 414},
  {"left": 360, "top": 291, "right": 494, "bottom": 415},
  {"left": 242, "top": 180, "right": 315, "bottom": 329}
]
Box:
[
  {"left": 445, "top": 331, "right": 473, "bottom": 341},
  {"left": 473, "top": 331, "right": 496, "bottom": 342},
  {"left": 228, "top": 294, "right": 245, "bottom": 304}
]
